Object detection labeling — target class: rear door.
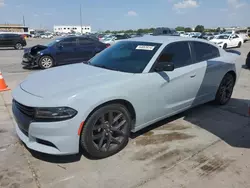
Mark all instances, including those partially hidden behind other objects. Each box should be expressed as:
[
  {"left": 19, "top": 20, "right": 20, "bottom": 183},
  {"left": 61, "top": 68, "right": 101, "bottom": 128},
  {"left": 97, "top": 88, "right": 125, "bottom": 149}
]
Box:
[
  {"left": 76, "top": 38, "right": 103, "bottom": 62},
  {"left": 190, "top": 41, "right": 222, "bottom": 102},
  {"left": 55, "top": 37, "right": 78, "bottom": 64}
]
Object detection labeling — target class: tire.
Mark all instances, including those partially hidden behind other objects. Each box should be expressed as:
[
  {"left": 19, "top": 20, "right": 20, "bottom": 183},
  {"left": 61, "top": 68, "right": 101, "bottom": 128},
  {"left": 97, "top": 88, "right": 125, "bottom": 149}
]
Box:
[
  {"left": 246, "top": 58, "right": 250, "bottom": 69},
  {"left": 14, "top": 43, "right": 23, "bottom": 50},
  {"left": 214, "top": 73, "right": 235, "bottom": 105},
  {"left": 80, "top": 104, "right": 132, "bottom": 159},
  {"left": 38, "top": 56, "right": 54, "bottom": 69},
  {"left": 237, "top": 42, "right": 242, "bottom": 48},
  {"left": 223, "top": 43, "right": 227, "bottom": 49}
]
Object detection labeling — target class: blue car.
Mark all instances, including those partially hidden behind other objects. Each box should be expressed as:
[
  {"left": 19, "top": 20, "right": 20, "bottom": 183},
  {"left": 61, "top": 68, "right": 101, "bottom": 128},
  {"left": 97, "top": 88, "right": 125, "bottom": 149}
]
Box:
[{"left": 22, "top": 36, "right": 108, "bottom": 69}]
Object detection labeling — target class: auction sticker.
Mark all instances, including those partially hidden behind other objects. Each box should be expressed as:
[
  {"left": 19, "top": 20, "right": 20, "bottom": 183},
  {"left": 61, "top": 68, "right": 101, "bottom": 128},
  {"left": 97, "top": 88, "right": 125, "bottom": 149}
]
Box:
[{"left": 136, "top": 45, "right": 155, "bottom": 50}]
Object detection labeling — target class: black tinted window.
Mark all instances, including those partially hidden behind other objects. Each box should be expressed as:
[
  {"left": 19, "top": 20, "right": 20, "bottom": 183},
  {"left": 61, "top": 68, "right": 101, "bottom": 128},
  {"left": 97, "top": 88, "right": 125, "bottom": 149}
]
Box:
[
  {"left": 78, "top": 38, "right": 94, "bottom": 45},
  {"left": 60, "top": 37, "right": 77, "bottom": 47},
  {"left": 158, "top": 42, "right": 192, "bottom": 68},
  {"left": 89, "top": 41, "right": 161, "bottom": 73},
  {"left": 192, "top": 42, "right": 220, "bottom": 62}
]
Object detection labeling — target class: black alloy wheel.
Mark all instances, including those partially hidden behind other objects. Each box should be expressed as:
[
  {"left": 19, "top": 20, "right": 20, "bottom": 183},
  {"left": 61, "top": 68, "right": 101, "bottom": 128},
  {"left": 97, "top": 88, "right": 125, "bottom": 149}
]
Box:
[
  {"left": 80, "top": 104, "right": 131, "bottom": 159},
  {"left": 215, "top": 73, "right": 235, "bottom": 105}
]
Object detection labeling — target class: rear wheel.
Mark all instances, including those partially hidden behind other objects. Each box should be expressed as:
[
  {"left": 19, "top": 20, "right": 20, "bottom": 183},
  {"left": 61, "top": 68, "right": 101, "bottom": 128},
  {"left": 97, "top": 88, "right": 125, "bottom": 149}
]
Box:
[
  {"left": 237, "top": 41, "right": 242, "bottom": 48},
  {"left": 38, "top": 56, "right": 54, "bottom": 69},
  {"left": 14, "top": 43, "right": 23, "bottom": 50},
  {"left": 80, "top": 104, "right": 131, "bottom": 159},
  {"left": 223, "top": 43, "right": 227, "bottom": 49},
  {"left": 214, "top": 73, "right": 235, "bottom": 105}
]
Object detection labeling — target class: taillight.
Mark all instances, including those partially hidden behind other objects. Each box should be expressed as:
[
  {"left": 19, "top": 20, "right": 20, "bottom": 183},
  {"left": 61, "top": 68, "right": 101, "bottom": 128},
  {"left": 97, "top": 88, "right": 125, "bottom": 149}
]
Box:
[{"left": 106, "top": 44, "right": 110, "bottom": 48}]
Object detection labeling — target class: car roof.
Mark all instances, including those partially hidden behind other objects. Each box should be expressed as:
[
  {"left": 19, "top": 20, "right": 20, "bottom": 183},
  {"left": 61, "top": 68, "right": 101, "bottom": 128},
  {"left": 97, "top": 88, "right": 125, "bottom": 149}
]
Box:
[{"left": 125, "top": 35, "right": 212, "bottom": 45}]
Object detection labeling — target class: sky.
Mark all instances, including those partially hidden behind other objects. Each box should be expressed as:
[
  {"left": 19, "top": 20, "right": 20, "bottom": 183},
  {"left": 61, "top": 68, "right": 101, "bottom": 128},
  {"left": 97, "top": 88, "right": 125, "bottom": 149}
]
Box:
[{"left": 0, "top": 0, "right": 249, "bottom": 31}]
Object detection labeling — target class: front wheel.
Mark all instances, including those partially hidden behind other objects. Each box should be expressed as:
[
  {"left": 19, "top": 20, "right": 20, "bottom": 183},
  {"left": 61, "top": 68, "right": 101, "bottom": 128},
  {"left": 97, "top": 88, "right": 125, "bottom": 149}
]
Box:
[
  {"left": 214, "top": 73, "right": 235, "bottom": 105},
  {"left": 80, "top": 104, "right": 131, "bottom": 159},
  {"left": 38, "top": 56, "right": 54, "bottom": 69}
]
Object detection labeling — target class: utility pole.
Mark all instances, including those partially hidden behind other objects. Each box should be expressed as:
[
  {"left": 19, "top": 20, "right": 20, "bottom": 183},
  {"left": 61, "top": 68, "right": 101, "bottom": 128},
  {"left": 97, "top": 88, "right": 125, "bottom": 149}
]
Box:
[
  {"left": 80, "top": 4, "right": 83, "bottom": 35},
  {"left": 22, "top": 15, "right": 25, "bottom": 26}
]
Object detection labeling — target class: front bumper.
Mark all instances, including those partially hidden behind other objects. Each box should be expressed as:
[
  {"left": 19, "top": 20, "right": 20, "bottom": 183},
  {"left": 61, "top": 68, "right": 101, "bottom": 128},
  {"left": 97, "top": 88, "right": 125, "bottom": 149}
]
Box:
[
  {"left": 12, "top": 97, "right": 81, "bottom": 155},
  {"left": 22, "top": 53, "right": 39, "bottom": 67}
]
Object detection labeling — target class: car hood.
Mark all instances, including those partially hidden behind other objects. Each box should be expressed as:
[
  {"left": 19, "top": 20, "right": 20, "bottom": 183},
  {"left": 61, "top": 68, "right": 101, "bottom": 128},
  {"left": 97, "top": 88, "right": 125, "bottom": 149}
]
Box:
[
  {"left": 20, "top": 63, "right": 132, "bottom": 98},
  {"left": 24, "top": 45, "right": 48, "bottom": 55}
]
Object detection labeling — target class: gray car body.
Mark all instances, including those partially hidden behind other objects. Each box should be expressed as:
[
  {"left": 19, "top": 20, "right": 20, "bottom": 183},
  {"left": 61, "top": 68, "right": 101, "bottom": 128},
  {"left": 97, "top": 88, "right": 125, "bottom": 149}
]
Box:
[{"left": 12, "top": 36, "right": 242, "bottom": 155}]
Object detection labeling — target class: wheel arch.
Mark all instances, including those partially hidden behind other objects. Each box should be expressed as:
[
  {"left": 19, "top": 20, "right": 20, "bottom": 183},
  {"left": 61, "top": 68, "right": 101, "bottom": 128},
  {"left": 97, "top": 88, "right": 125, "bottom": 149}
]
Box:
[{"left": 83, "top": 99, "right": 136, "bottom": 130}]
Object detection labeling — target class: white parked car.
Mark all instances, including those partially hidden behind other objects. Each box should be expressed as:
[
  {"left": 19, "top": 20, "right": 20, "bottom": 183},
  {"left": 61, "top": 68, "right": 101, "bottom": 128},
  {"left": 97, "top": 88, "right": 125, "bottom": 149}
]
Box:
[
  {"left": 224, "top": 31, "right": 248, "bottom": 43},
  {"left": 210, "top": 34, "right": 243, "bottom": 49},
  {"left": 41, "top": 34, "right": 53, "bottom": 39},
  {"left": 102, "top": 37, "right": 116, "bottom": 46}
]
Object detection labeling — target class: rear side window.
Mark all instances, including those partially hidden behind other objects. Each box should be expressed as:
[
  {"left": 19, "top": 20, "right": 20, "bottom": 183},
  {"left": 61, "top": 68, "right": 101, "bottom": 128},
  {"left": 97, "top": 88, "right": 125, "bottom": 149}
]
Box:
[
  {"left": 60, "top": 37, "right": 77, "bottom": 47},
  {"left": 78, "top": 38, "right": 94, "bottom": 45},
  {"left": 157, "top": 42, "right": 192, "bottom": 69},
  {"left": 192, "top": 42, "right": 220, "bottom": 62}
]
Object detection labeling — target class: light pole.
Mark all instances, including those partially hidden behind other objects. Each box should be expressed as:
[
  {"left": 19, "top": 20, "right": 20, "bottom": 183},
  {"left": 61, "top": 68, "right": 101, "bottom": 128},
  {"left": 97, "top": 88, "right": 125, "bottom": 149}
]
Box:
[{"left": 80, "top": 4, "right": 83, "bottom": 35}]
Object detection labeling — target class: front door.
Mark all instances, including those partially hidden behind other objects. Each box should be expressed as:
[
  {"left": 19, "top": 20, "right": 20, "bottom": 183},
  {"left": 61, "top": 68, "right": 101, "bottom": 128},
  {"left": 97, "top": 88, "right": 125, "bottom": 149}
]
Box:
[
  {"left": 143, "top": 42, "right": 205, "bottom": 123},
  {"left": 55, "top": 37, "right": 78, "bottom": 65}
]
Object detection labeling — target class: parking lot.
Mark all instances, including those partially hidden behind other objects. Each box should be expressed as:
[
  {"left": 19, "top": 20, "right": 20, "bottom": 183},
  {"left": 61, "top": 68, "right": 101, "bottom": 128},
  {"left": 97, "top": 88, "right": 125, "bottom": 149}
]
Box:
[{"left": 0, "top": 38, "right": 250, "bottom": 188}]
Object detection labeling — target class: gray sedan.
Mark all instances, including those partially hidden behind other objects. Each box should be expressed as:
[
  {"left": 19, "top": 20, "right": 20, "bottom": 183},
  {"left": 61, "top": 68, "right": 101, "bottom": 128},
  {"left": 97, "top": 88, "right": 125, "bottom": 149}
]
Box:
[{"left": 12, "top": 36, "right": 241, "bottom": 158}]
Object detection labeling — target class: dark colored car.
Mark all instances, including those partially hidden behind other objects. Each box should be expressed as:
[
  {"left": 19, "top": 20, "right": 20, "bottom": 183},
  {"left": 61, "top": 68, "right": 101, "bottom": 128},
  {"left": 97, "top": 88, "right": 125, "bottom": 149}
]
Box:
[
  {"left": 22, "top": 36, "right": 108, "bottom": 69},
  {"left": 246, "top": 51, "right": 250, "bottom": 69},
  {"left": 153, "top": 27, "right": 180, "bottom": 36},
  {"left": 114, "top": 34, "right": 131, "bottom": 40},
  {"left": 0, "top": 33, "right": 27, "bottom": 49}
]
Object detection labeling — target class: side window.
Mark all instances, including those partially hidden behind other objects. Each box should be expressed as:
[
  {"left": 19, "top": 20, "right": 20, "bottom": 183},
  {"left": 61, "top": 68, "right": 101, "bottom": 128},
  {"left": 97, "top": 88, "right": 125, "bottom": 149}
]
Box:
[
  {"left": 78, "top": 38, "right": 93, "bottom": 45},
  {"left": 233, "top": 35, "right": 239, "bottom": 38},
  {"left": 157, "top": 42, "right": 192, "bottom": 69},
  {"left": 60, "top": 38, "right": 77, "bottom": 47},
  {"left": 192, "top": 42, "right": 220, "bottom": 62}
]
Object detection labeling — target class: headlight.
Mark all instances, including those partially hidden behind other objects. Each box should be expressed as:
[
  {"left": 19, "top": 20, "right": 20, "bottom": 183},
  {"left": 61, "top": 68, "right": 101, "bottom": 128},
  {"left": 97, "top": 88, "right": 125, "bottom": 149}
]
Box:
[
  {"left": 217, "top": 42, "right": 223, "bottom": 44},
  {"left": 35, "top": 107, "right": 77, "bottom": 120},
  {"left": 37, "top": 51, "right": 43, "bottom": 55}
]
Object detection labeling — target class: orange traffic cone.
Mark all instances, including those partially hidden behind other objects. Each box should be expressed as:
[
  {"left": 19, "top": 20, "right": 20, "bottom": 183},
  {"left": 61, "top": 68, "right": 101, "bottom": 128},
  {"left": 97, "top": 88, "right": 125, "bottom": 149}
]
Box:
[{"left": 0, "top": 71, "right": 10, "bottom": 92}]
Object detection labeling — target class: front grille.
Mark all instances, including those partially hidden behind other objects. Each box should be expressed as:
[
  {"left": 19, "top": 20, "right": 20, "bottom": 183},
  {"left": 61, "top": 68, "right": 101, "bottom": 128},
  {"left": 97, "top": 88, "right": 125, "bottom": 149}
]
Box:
[{"left": 13, "top": 100, "right": 35, "bottom": 117}]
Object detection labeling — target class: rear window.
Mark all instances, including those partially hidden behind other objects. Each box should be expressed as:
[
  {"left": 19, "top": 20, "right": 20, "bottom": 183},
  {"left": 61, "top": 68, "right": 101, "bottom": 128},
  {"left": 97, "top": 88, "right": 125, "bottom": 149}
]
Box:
[{"left": 88, "top": 41, "right": 161, "bottom": 73}]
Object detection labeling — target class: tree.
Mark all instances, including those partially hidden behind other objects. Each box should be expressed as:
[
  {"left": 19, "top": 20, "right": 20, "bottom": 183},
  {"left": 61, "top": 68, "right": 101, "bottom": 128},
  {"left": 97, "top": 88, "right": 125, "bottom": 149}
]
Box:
[
  {"left": 176, "top": 26, "right": 185, "bottom": 31},
  {"left": 184, "top": 27, "right": 193, "bottom": 32},
  {"left": 248, "top": 27, "right": 250, "bottom": 29},
  {"left": 216, "top": 27, "right": 221, "bottom": 32},
  {"left": 105, "top": 30, "right": 111, "bottom": 33},
  {"left": 195, "top": 25, "right": 205, "bottom": 32}
]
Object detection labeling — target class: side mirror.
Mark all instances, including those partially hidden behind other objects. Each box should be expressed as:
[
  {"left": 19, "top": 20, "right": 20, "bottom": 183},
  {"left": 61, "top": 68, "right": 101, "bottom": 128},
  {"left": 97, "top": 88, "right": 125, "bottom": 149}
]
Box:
[
  {"left": 57, "top": 43, "right": 63, "bottom": 49},
  {"left": 154, "top": 61, "right": 175, "bottom": 72}
]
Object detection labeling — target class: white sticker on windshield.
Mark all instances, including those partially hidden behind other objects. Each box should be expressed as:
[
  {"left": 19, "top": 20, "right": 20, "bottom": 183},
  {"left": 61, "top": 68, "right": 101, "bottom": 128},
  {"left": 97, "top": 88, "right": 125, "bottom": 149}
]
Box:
[{"left": 136, "top": 45, "right": 155, "bottom": 51}]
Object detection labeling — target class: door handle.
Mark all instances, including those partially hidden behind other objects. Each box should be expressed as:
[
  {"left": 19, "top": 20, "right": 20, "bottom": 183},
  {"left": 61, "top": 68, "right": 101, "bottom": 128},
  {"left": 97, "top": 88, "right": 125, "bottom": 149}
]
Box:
[{"left": 190, "top": 74, "right": 196, "bottom": 78}]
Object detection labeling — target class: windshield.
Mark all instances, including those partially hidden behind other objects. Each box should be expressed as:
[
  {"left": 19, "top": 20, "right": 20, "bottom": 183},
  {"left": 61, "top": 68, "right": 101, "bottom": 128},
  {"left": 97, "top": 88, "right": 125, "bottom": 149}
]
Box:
[
  {"left": 88, "top": 41, "right": 161, "bottom": 73},
  {"left": 45, "top": 39, "right": 61, "bottom": 47},
  {"left": 216, "top": 35, "right": 229, "bottom": 39}
]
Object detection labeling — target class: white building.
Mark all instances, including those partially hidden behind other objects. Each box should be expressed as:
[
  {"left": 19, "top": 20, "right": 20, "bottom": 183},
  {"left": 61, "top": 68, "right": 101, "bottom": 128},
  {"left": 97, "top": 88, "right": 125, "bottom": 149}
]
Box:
[{"left": 53, "top": 25, "right": 91, "bottom": 34}]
